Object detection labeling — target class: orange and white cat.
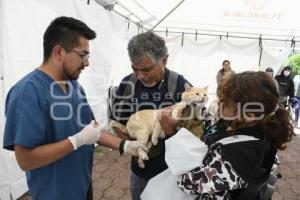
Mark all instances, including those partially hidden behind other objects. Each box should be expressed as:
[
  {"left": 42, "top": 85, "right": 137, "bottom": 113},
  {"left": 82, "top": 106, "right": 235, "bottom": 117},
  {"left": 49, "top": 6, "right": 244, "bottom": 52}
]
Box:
[{"left": 110, "top": 86, "right": 208, "bottom": 168}]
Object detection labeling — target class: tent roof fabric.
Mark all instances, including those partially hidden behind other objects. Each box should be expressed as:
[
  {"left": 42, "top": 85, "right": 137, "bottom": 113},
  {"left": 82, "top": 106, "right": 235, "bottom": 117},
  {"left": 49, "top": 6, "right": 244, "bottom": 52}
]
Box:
[{"left": 111, "top": 0, "right": 300, "bottom": 48}]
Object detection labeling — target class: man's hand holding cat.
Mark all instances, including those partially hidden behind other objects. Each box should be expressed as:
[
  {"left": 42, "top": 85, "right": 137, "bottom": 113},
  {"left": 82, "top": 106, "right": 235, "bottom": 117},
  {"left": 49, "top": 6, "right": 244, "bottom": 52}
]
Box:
[
  {"left": 124, "top": 141, "right": 149, "bottom": 157},
  {"left": 159, "top": 107, "right": 180, "bottom": 137}
]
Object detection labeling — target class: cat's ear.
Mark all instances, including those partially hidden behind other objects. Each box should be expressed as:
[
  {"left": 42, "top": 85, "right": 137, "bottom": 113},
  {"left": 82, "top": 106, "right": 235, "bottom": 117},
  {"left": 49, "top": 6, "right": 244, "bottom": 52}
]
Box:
[
  {"left": 184, "top": 83, "right": 192, "bottom": 91},
  {"left": 203, "top": 85, "right": 209, "bottom": 91}
]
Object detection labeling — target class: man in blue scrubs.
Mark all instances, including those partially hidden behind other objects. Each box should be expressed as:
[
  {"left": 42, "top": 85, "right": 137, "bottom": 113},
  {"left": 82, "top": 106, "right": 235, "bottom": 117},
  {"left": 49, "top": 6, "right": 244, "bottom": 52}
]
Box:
[{"left": 3, "top": 16, "right": 146, "bottom": 200}]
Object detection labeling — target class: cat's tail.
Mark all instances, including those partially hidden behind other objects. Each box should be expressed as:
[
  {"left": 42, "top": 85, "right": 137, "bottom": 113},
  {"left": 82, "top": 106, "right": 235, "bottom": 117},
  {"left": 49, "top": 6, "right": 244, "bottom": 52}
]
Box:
[{"left": 109, "top": 120, "right": 128, "bottom": 134}]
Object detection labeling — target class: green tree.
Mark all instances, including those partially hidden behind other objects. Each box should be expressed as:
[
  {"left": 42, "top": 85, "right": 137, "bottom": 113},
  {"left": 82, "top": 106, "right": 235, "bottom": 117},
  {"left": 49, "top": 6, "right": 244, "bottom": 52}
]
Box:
[{"left": 286, "top": 53, "right": 300, "bottom": 78}]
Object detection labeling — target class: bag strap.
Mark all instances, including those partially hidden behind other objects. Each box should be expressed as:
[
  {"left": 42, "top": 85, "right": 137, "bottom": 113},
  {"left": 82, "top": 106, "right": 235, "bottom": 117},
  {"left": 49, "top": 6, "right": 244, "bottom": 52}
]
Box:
[
  {"left": 167, "top": 70, "right": 178, "bottom": 95},
  {"left": 123, "top": 73, "right": 137, "bottom": 98},
  {"left": 167, "top": 70, "right": 179, "bottom": 102}
]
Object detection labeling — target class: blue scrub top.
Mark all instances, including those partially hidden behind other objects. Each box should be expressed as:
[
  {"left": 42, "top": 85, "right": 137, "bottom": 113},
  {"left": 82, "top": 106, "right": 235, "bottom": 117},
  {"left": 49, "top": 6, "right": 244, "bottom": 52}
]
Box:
[{"left": 3, "top": 69, "right": 94, "bottom": 200}]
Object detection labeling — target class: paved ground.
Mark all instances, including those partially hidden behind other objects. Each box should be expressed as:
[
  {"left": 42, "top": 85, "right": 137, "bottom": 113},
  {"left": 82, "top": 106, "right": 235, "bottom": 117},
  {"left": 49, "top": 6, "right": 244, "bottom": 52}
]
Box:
[{"left": 20, "top": 135, "right": 300, "bottom": 200}]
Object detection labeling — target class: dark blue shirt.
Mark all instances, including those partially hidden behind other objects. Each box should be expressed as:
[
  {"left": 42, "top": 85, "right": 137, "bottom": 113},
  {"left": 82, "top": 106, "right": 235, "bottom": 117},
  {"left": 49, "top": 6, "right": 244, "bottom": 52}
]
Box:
[
  {"left": 111, "top": 68, "right": 190, "bottom": 180},
  {"left": 3, "top": 69, "right": 94, "bottom": 200}
]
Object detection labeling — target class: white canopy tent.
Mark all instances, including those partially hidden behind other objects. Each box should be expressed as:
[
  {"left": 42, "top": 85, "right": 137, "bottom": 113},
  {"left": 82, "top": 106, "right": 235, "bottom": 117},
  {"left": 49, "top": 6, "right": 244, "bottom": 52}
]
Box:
[
  {"left": 108, "top": 0, "right": 299, "bottom": 87},
  {"left": 0, "top": 0, "right": 298, "bottom": 199},
  {"left": 112, "top": 0, "right": 300, "bottom": 42}
]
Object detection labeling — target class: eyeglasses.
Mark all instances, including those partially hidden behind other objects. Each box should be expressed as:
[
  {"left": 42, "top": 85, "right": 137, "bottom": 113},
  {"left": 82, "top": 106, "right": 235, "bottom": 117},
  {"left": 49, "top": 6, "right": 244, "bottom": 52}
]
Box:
[
  {"left": 70, "top": 49, "right": 90, "bottom": 62},
  {"left": 63, "top": 46, "right": 90, "bottom": 62}
]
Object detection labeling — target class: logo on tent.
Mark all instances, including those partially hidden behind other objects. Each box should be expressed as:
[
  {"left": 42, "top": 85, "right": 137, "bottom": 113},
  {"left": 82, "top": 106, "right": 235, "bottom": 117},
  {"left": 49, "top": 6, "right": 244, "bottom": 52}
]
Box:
[{"left": 246, "top": 0, "right": 271, "bottom": 10}]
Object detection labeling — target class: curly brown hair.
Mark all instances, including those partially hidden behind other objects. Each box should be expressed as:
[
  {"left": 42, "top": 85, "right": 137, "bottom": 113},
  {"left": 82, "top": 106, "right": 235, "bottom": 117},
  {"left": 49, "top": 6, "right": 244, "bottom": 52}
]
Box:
[{"left": 218, "top": 71, "right": 294, "bottom": 150}]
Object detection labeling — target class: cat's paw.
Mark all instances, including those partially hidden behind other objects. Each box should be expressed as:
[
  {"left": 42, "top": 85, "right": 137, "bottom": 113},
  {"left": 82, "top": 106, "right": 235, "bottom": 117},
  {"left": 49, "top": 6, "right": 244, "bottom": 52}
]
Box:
[
  {"left": 138, "top": 148, "right": 149, "bottom": 161},
  {"left": 138, "top": 158, "right": 145, "bottom": 168},
  {"left": 137, "top": 150, "right": 148, "bottom": 168},
  {"left": 147, "top": 142, "right": 153, "bottom": 149},
  {"left": 152, "top": 137, "right": 158, "bottom": 145}
]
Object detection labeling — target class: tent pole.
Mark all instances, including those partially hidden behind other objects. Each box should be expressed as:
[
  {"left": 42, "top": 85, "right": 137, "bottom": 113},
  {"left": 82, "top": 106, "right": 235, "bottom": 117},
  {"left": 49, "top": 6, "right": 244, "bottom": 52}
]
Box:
[
  {"left": 110, "top": 0, "right": 146, "bottom": 27},
  {"left": 112, "top": 9, "right": 148, "bottom": 31},
  {"left": 258, "top": 35, "right": 263, "bottom": 67},
  {"left": 151, "top": 0, "right": 186, "bottom": 30},
  {"left": 0, "top": 0, "right": 5, "bottom": 139},
  {"left": 291, "top": 37, "right": 296, "bottom": 53},
  {"left": 154, "top": 30, "right": 298, "bottom": 43}
]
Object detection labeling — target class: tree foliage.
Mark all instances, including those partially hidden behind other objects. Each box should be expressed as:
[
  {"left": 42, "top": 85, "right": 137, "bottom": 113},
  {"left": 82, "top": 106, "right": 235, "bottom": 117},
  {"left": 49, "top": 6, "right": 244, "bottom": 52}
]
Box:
[{"left": 287, "top": 53, "right": 300, "bottom": 77}]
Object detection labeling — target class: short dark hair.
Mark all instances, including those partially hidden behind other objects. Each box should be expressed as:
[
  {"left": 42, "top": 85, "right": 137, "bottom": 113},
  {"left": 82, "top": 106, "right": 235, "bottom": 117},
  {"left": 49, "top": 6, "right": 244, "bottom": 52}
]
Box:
[
  {"left": 265, "top": 67, "right": 273, "bottom": 73},
  {"left": 283, "top": 66, "right": 291, "bottom": 71},
  {"left": 43, "top": 16, "right": 96, "bottom": 62},
  {"left": 222, "top": 60, "right": 230, "bottom": 66}
]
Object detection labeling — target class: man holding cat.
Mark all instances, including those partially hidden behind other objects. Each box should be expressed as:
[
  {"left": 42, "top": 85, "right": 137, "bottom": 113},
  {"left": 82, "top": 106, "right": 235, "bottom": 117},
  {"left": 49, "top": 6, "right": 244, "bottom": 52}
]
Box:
[{"left": 110, "top": 31, "right": 192, "bottom": 200}]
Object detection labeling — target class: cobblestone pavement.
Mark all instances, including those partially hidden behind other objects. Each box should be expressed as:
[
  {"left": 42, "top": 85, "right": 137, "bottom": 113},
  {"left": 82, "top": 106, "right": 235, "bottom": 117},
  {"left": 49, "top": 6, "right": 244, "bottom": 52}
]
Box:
[{"left": 20, "top": 135, "right": 300, "bottom": 200}]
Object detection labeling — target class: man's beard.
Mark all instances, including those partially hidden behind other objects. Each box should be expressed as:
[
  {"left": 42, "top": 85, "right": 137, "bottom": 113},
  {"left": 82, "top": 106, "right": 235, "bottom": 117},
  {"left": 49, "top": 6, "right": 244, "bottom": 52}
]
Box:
[
  {"left": 140, "top": 69, "right": 165, "bottom": 87},
  {"left": 62, "top": 65, "right": 82, "bottom": 80},
  {"left": 140, "top": 78, "right": 157, "bottom": 87}
]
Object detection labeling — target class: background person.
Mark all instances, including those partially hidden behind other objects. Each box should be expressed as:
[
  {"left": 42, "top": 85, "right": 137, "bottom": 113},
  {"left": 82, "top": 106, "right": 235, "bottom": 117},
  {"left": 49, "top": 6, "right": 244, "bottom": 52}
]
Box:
[
  {"left": 275, "top": 66, "right": 294, "bottom": 108},
  {"left": 293, "top": 67, "right": 300, "bottom": 128},
  {"left": 265, "top": 67, "right": 274, "bottom": 78},
  {"left": 216, "top": 59, "right": 235, "bottom": 96}
]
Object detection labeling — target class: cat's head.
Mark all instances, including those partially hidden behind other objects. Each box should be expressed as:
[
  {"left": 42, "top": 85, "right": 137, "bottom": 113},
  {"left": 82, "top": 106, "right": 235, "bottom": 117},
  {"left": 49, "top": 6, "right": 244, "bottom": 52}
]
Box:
[{"left": 181, "top": 84, "right": 208, "bottom": 105}]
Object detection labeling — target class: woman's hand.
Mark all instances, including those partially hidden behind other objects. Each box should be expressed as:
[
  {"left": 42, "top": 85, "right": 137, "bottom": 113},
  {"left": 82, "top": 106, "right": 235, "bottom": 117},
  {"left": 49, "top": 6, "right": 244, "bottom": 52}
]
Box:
[{"left": 159, "top": 107, "right": 180, "bottom": 137}]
